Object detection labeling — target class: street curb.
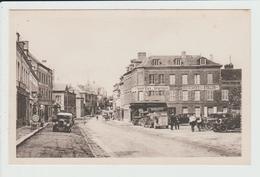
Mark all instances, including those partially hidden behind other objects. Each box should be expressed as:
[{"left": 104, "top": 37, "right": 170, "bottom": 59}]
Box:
[{"left": 16, "top": 123, "right": 49, "bottom": 147}]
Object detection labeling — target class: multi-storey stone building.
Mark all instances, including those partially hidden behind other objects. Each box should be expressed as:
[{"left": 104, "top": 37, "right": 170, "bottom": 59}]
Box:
[
  {"left": 120, "top": 52, "right": 224, "bottom": 122},
  {"left": 28, "top": 53, "right": 53, "bottom": 122},
  {"left": 16, "top": 33, "right": 40, "bottom": 127}
]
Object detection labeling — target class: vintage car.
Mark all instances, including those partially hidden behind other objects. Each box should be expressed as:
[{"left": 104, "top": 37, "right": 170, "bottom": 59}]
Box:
[
  {"left": 53, "top": 112, "right": 74, "bottom": 133},
  {"left": 205, "top": 113, "right": 241, "bottom": 132}
]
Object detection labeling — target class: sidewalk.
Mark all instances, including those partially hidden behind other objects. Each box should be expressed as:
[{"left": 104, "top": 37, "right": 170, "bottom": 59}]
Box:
[{"left": 16, "top": 123, "right": 49, "bottom": 146}]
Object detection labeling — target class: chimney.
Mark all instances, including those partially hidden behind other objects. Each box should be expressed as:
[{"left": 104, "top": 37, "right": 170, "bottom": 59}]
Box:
[
  {"left": 209, "top": 54, "right": 214, "bottom": 60},
  {"left": 137, "top": 52, "right": 146, "bottom": 60},
  {"left": 16, "top": 32, "right": 20, "bottom": 42},
  {"left": 181, "top": 51, "right": 186, "bottom": 59}
]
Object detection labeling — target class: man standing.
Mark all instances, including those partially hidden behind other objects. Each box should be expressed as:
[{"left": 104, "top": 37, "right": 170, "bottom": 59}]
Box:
[
  {"left": 170, "top": 113, "right": 176, "bottom": 130},
  {"left": 196, "top": 116, "right": 203, "bottom": 131},
  {"left": 175, "top": 115, "right": 180, "bottom": 130},
  {"left": 189, "top": 113, "right": 197, "bottom": 132}
]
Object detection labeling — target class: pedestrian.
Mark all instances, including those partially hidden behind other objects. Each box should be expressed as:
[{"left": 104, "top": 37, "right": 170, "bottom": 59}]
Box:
[
  {"left": 175, "top": 115, "right": 180, "bottom": 130},
  {"left": 96, "top": 115, "right": 98, "bottom": 120},
  {"left": 189, "top": 113, "right": 197, "bottom": 132},
  {"left": 196, "top": 116, "right": 202, "bottom": 131},
  {"left": 170, "top": 113, "right": 176, "bottom": 130}
]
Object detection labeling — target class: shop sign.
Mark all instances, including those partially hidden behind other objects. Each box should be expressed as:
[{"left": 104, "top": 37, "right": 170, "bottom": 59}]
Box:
[
  {"left": 182, "top": 85, "right": 219, "bottom": 91},
  {"left": 132, "top": 86, "right": 170, "bottom": 92}
]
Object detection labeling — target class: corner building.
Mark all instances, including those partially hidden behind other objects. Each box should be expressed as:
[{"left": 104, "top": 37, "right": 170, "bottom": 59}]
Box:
[{"left": 120, "top": 52, "right": 223, "bottom": 122}]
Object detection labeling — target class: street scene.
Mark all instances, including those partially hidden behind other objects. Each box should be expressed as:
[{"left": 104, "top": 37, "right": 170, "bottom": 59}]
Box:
[{"left": 14, "top": 10, "right": 247, "bottom": 158}]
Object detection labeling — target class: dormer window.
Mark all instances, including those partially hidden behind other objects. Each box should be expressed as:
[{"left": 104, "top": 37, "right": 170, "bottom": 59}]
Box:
[
  {"left": 199, "top": 58, "right": 206, "bottom": 65},
  {"left": 174, "top": 58, "right": 182, "bottom": 66},
  {"left": 151, "top": 59, "right": 161, "bottom": 65}
]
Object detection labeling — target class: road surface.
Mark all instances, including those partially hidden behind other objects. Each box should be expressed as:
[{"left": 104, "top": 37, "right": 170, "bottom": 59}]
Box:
[
  {"left": 16, "top": 117, "right": 241, "bottom": 158},
  {"left": 79, "top": 117, "right": 241, "bottom": 157},
  {"left": 16, "top": 124, "right": 95, "bottom": 158}
]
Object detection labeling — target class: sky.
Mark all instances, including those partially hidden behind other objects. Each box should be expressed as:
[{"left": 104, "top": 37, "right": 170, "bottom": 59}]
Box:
[{"left": 11, "top": 10, "right": 250, "bottom": 95}]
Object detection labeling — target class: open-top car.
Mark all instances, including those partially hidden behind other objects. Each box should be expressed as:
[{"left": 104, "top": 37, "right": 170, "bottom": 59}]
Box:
[{"left": 53, "top": 112, "right": 74, "bottom": 133}]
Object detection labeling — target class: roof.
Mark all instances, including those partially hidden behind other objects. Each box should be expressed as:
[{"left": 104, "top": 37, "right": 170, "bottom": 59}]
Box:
[
  {"left": 16, "top": 42, "right": 39, "bottom": 81},
  {"left": 221, "top": 69, "right": 242, "bottom": 81},
  {"left": 123, "top": 55, "right": 222, "bottom": 77},
  {"left": 53, "top": 83, "right": 75, "bottom": 93},
  {"left": 139, "top": 55, "right": 221, "bottom": 67},
  {"left": 28, "top": 52, "right": 52, "bottom": 72}
]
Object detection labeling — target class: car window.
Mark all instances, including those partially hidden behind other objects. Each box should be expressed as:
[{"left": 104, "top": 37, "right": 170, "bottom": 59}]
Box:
[{"left": 57, "top": 115, "right": 71, "bottom": 119}]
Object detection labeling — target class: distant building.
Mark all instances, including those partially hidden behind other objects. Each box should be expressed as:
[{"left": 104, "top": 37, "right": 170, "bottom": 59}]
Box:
[
  {"left": 74, "top": 86, "right": 86, "bottom": 118},
  {"left": 220, "top": 63, "right": 242, "bottom": 114},
  {"left": 120, "top": 52, "right": 224, "bottom": 122},
  {"left": 52, "top": 83, "right": 76, "bottom": 116}
]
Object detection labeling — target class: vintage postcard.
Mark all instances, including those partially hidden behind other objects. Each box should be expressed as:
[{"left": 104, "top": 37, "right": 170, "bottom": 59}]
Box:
[{"left": 7, "top": 7, "right": 250, "bottom": 165}]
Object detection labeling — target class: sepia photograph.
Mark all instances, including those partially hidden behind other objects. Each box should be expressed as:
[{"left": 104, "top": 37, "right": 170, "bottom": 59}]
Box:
[{"left": 7, "top": 8, "right": 251, "bottom": 165}]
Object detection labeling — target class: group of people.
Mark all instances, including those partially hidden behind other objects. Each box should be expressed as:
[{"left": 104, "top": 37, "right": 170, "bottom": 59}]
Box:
[
  {"left": 169, "top": 113, "right": 180, "bottom": 130},
  {"left": 169, "top": 113, "right": 204, "bottom": 132},
  {"left": 188, "top": 113, "right": 204, "bottom": 132}
]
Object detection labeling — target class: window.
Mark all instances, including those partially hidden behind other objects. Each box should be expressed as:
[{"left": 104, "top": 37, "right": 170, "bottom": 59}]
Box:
[
  {"left": 174, "top": 58, "right": 182, "bottom": 65},
  {"left": 158, "top": 74, "right": 165, "bottom": 84},
  {"left": 208, "top": 107, "right": 214, "bottom": 115},
  {"left": 169, "top": 90, "right": 177, "bottom": 101},
  {"left": 182, "top": 91, "right": 188, "bottom": 101},
  {"left": 148, "top": 91, "right": 155, "bottom": 96},
  {"left": 182, "top": 74, "right": 188, "bottom": 85},
  {"left": 221, "top": 90, "right": 229, "bottom": 101},
  {"left": 182, "top": 107, "right": 188, "bottom": 114},
  {"left": 206, "top": 90, "right": 214, "bottom": 101},
  {"left": 194, "top": 74, "right": 200, "bottom": 85},
  {"left": 138, "top": 91, "right": 144, "bottom": 101},
  {"left": 55, "top": 95, "right": 61, "bottom": 104},
  {"left": 169, "top": 75, "right": 175, "bottom": 85},
  {"left": 158, "top": 91, "right": 164, "bottom": 96},
  {"left": 223, "top": 107, "right": 228, "bottom": 113},
  {"left": 195, "top": 107, "right": 201, "bottom": 117},
  {"left": 151, "top": 59, "right": 160, "bottom": 65},
  {"left": 200, "top": 58, "right": 206, "bottom": 65},
  {"left": 207, "top": 74, "right": 213, "bottom": 84},
  {"left": 194, "top": 91, "right": 200, "bottom": 101},
  {"left": 149, "top": 74, "right": 155, "bottom": 84}
]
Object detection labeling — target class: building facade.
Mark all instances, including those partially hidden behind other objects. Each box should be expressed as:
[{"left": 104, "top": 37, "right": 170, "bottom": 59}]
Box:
[
  {"left": 16, "top": 38, "right": 31, "bottom": 127},
  {"left": 16, "top": 33, "right": 41, "bottom": 128},
  {"left": 220, "top": 63, "right": 242, "bottom": 114},
  {"left": 84, "top": 92, "right": 98, "bottom": 116},
  {"left": 120, "top": 52, "right": 224, "bottom": 122},
  {"left": 28, "top": 54, "right": 53, "bottom": 122},
  {"left": 74, "top": 86, "right": 86, "bottom": 118},
  {"left": 52, "top": 84, "right": 76, "bottom": 116}
]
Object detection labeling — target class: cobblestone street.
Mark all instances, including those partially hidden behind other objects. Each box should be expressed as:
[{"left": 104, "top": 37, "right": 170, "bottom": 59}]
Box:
[
  {"left": 16, "top": 123, "right": 95, "bottom": 158},
  {"left": 16, "top": 116, "right": 241, "bottom": 158},
  {"left": 80, "top": 117, "right": 241, "bottom": 157}
]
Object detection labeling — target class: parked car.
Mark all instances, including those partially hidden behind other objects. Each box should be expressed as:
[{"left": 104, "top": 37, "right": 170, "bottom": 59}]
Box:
[
  {"left": 53, "top": 112, "right": 74, "bottom": 133},
  {"left": 206, "top": 113, "right": 241, "bottom": 132}
]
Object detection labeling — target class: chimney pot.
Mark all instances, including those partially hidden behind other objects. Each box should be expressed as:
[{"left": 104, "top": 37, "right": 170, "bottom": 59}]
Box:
[
  {"left": 137, "top": 52, "right": 146, "bottom": 60},
  {"left": 181, "top": 51, "right": 186, "bottom": 58}
]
